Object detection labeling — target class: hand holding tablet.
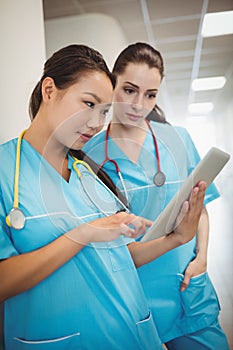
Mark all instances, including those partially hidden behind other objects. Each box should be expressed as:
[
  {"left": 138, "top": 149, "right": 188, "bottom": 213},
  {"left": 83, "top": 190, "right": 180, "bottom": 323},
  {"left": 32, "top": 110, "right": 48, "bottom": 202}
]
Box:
[{"left": 141, "top": 147, "right": 230, "bottom": 242}]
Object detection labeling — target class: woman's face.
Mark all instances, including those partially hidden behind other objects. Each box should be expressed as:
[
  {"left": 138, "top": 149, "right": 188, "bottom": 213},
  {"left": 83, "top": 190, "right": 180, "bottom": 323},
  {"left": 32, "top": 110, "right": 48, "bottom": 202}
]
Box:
[
  {"left": 45, "top": 71, "right": 113, "bottom": 150},
  {"left": 112, "top": 63, "right": 161, "bottom": 127}
]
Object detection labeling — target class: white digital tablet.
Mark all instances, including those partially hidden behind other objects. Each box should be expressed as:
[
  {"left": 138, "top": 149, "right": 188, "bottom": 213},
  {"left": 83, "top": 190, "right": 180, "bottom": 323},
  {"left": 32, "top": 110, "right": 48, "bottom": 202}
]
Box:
[{"left": 141, "top": 147, "right": 230, "bottom": 242}]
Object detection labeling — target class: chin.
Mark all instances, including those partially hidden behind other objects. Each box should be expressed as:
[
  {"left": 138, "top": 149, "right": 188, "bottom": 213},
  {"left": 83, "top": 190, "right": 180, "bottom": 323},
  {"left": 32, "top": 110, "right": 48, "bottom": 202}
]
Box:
[{"left": 69, "top": 141, "right": 83, "bottom": 150}]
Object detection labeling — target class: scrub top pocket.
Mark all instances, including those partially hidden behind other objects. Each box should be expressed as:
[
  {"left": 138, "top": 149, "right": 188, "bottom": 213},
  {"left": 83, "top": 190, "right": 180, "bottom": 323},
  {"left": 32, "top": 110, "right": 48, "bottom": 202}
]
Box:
[
  {"left": 12, "top": 332, "right": 83, "bottom": 350},
  {"left": 136, "top": 312, "right": 162, "bottom": 350},
  {"left": 179, "top": 272, "right": 220, "bottom": 331}
]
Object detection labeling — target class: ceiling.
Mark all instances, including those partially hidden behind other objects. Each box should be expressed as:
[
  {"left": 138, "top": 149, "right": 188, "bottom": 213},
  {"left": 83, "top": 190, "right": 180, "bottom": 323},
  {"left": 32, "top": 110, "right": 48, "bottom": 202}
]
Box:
[{"left": 43, "top": 0, "right": 233, "bottom": 124}]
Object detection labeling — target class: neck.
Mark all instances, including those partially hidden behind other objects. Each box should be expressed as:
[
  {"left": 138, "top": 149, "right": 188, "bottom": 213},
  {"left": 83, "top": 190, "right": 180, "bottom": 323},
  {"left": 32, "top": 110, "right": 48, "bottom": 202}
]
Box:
[
  {"left": 108, "top": 118, "right": 149, "bottom": 164},
  {"left": 24, "top": 117, "right": 70, "bottom": 181},
  {"left": 109, "top": 117, "right": 148, "bottom": 142}
]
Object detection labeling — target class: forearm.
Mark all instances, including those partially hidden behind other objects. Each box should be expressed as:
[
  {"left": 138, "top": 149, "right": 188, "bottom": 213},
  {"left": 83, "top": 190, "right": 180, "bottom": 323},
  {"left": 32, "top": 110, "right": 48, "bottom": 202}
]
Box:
[
  {"left": 195, "top": 206, "right": 209, "bottom": 262},
  {"left": 0, "top": 226, "right": 87, "bottom": 303},
  {"left": 129, "top": 209, "right": 209, "bottom": 269},
  {"left": 128, "top": 233, "right": 181, "bottom": 268},
  {"left": 129, "top": 183, "right": 207, "bottom": 267},
  {"left": 0, "top": 211, "right": 143, "bottom": 302}
]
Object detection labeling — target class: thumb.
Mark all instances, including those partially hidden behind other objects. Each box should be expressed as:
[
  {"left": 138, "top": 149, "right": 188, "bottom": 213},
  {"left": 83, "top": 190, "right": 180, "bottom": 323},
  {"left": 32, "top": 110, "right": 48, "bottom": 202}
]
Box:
[
  {"left": 174, "top": 200, "right": 189, "bottom": 230},
  {"left": 180, "top": 273, "right": 191, "bottom": 292}
]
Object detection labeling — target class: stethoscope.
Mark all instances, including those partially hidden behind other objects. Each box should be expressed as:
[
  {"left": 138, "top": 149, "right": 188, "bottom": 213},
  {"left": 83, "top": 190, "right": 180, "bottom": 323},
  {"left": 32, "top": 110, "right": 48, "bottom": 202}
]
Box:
[
  {"left": 6, "top": 130, "right": 128, "bottom": 230},
  {"left": 6, "top": 130, "right": 27, "bottom": 230},
  {"left": 100, "top": 120, "right": 166, "bottom": 196},
  {"left": 72, "top": 158, "right": 128, "bottom": 216}
]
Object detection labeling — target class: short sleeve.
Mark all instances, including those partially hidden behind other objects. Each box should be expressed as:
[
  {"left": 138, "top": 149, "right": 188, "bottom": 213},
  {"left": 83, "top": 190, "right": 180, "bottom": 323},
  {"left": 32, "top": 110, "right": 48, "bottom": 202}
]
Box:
[{"left": 0, "top": 187, "right": 19, "bottom": 260}]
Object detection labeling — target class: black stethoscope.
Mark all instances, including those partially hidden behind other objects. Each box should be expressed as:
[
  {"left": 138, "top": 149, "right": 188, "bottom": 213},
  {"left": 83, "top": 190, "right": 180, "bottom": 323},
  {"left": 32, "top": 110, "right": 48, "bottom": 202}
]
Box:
[{"left": 100, "top": 120, "right": 166, "bottom": 199}]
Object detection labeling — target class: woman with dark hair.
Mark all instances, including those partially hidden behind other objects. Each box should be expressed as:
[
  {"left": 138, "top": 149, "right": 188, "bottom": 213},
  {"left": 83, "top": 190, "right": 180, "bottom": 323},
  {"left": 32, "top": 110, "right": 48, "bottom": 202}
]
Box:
[
  {"left": 0, "top": 44, "right": 205, "bottom": 350},
  {"left": 83, "top": 42, "right": 229, "bottom": 349}
]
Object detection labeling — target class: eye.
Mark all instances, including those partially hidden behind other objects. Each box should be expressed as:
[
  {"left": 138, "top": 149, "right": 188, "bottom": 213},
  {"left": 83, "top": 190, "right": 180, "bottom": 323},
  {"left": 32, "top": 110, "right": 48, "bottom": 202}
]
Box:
[
  {"left": 146, "top": 92, "right": 157, "bottom": 99},
  {"left": 124, "top": 87, "right": 136, "bottom": 95},
  {"left": 85, "top": 101, "right": 95, "bottom": 109}
]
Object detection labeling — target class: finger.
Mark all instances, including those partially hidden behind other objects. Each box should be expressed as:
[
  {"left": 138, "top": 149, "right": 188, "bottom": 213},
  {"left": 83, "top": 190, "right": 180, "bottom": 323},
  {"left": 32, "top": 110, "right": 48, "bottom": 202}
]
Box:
[
  {"left": 189, "top": 185, "right": 206, "bottom": 218},
  {"left": 180, "top": 274, "right": 190, "bottom": 292},
  {"left": 190, "top": 181, "right": 206, "bottom": 203},
  {"left": 130, "top": 218, "right": 146, "bottom": 236},
  {"left": 119, "top": 214, "right": 151, "bottom": 236},
  {"left": 197, "top": 180, "right": 207, "bottom": 190},
  {"left": 118, "top": 212, "right": 135, "bottom": 225},
  {"left": 120, "top": 223, "right": 136, "bottom": 237},
  {"left": 142, "top": 218, "right": 153, "bottom": 227},
  {"left": 126, "top": 214, "right": 153, "bottom": 228}
]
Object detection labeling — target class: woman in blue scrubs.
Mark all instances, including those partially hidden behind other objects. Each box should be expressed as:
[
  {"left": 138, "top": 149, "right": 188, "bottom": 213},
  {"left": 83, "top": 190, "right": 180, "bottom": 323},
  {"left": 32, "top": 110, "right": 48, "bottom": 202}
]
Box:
[
  {"left": 0, "top": 44, "right": 206, "bottom": 350},
  {"left": 83, "top": 42, "right": 230, "bottom": 349}
]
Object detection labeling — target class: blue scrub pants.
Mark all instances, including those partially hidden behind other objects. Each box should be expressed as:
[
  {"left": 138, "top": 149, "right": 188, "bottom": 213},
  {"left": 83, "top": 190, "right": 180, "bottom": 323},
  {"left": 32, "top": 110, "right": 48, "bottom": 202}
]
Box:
[{"left": 165, "top": 320, "right": 230, "bottom": 350}]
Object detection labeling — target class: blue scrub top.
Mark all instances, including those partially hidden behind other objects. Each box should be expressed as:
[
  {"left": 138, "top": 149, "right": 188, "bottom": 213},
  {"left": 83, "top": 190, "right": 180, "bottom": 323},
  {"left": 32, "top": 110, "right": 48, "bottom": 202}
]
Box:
[
  {"left": 0, "top": 137, "right": 162, "bottom": 350},
  {"left": 83, "top": 121, "right": 221, "bottom": 342}
]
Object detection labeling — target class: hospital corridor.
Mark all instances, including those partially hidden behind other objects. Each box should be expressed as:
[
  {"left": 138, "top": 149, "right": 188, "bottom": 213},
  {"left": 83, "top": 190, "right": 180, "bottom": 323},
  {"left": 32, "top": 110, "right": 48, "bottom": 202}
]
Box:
[{"left": 1, "top": 0, "right": 233, "bottom": 349}]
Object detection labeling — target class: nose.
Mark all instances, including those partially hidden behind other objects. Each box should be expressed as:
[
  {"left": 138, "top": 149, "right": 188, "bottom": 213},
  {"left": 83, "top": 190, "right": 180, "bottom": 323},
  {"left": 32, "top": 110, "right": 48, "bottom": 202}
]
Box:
[
  {"left": 86, "top": 116, "right": 99, "bottom": 130},
  {"left": 86, "top": 111, "right": 105, "bottom": 130},
  {"left": 131, "top": 94, "right": 144, "bottom": 112}
]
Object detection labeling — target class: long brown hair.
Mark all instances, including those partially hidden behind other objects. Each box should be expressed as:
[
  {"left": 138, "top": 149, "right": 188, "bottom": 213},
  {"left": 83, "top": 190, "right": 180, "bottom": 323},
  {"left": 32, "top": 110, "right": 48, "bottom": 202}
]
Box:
[
  {"left": 113, "top": 42, "right": 168, "bottom": 124},
  {"left": 112, "top": 42, "right": 164, "bottom": 80}
]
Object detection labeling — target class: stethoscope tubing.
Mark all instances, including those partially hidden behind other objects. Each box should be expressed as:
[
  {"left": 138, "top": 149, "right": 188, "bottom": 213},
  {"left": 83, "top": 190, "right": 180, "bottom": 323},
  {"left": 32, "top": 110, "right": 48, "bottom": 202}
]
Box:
[
  {"left": 6, "top": 132, "right": 128, "bottom": 231},
  {"left": 6, "top": 130, "right": 27, "bottom": 229},
  {"left": 100, "top": 121, "right": 166, "bottom": 194},
  {"left": 145, "top": 119, "right": 162, "bottom": 173},
  {"left": 72, "top": 157, "right": 129, "bottom": 216}
]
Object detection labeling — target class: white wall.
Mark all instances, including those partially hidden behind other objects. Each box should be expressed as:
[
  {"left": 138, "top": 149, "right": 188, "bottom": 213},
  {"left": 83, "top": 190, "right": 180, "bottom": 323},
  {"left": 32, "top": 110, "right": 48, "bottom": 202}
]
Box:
[
  {"left": 0, "top": 0, "right": 46, "bottom": 144},
  {"left": 0, "top": 2, "right": 45, "bottom": 346},
  {"left": 45, "top": 13, "right": 128, "bottom": 70}
]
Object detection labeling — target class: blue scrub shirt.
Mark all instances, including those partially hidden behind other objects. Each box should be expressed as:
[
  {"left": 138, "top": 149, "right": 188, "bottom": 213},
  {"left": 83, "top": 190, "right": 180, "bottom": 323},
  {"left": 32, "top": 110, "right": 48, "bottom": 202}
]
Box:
[
  {"left": 83, "top": 121, "right": 221, "bottom": 342},
  {"left": 0, "top": 137, "right": 162, "bottom": 350}
]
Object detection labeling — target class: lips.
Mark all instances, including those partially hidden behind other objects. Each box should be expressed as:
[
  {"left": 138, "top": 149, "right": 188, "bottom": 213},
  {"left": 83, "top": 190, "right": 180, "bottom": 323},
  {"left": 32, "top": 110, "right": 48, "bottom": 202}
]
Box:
[
  {"left": 80, "top": 133, "right": 93, "bottom": 143},
  {"left": 126, "top": 113, "right": 143, "bottom": 122}
]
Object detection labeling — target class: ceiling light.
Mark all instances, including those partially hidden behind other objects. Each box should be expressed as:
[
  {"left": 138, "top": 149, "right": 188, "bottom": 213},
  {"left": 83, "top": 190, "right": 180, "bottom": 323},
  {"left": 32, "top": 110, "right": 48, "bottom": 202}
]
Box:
[
  {"left": 202, "top": 11, "right": 233, "bottom": 37},
  {"left": 192, "top": 76, "right": 226, "bottom": 91},
  {"left": 188, "top": 102, "right": 214, "bottom": 115}
]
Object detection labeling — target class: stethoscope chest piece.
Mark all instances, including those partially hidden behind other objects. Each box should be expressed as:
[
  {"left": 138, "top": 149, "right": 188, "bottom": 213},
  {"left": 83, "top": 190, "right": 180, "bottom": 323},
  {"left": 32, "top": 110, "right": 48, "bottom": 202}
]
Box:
[
  {"left": 154, "top": 171, "right": 166, "bottom": 186},
  {"left": 6, "top": 208, "right": 25, "bottom": 230}
]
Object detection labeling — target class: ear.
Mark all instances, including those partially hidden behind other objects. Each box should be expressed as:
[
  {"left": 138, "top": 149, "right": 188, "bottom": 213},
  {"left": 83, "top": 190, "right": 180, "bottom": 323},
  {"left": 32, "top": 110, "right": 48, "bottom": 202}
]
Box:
[{"left": 41, "top": 77, "right": 56, "bottom": 102}]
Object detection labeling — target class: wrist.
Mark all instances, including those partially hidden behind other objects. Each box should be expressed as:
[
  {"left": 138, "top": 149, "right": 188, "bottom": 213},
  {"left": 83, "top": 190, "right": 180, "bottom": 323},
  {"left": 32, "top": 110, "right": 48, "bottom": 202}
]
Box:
[
  {"left": 65, "top": 224, "right": 91, "bottom": 246},
  {"left": 195, "top": 252, "right": 208, "bottom": 267},
  {"left": 164, "top": 231, "right": 184, "bottom": 249}
]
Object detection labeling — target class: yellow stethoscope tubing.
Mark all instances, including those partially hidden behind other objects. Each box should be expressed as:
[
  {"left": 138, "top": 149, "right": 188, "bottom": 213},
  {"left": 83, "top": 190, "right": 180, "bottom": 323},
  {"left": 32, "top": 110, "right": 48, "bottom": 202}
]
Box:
[
  {"left": 6, "top": 135, "right": 127, "bottom": 229},
  {"left": 13, "top": 130, "right": 27, "bottom": 207},
  {"left": 72, "top": 157, "right": 129, "bottom": 215},
  {"left": 6, "top": 130, "right": 27, "bottom": 229},
  {"left": 72, "top": 157, "right": 96, "bottom": 178}
]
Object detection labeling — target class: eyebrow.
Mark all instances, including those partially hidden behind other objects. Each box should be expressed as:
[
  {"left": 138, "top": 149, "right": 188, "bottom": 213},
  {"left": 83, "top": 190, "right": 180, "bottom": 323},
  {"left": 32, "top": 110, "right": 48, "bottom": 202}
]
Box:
[
  {"left": 124, "top": 81, "right": 158, "bottom": 92},
  {"left": 83, "top": 92, "right": 102, "bottom": 103}
]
